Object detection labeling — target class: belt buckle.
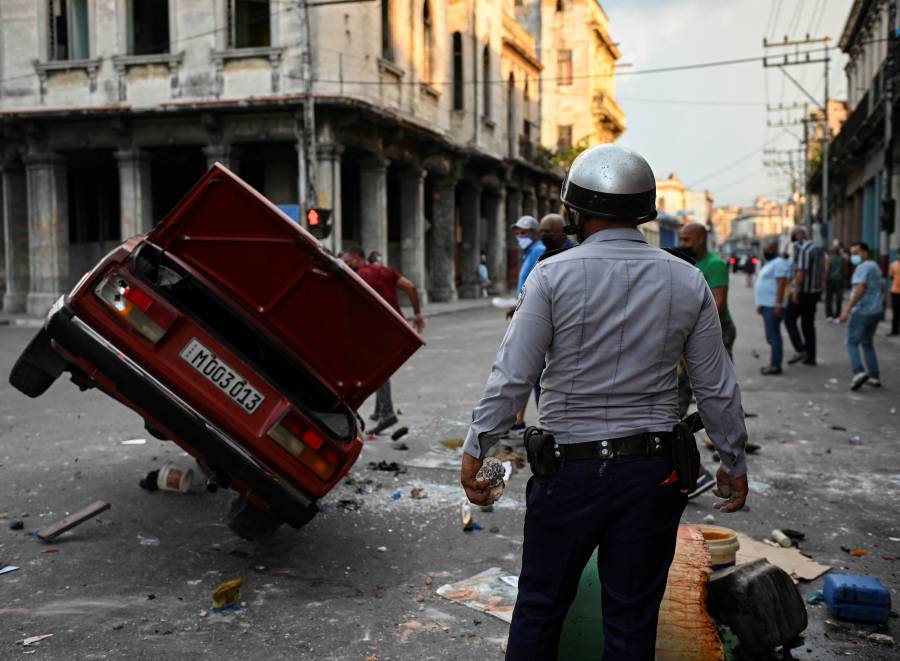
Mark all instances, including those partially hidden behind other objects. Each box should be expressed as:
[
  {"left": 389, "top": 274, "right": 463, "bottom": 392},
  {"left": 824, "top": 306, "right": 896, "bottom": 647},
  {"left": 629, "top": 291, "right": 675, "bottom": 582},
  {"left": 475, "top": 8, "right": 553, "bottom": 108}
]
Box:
[{"left": 650, "top": 434, "right": 663, "bottom": 455}]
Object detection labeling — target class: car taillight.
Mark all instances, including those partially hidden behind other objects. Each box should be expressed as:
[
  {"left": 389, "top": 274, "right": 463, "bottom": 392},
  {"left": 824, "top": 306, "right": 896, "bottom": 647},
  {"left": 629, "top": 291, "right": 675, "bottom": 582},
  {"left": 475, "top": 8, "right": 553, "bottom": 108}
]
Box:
[
  {"left": 95, "top": 276, "right": 175, "bottom": 343},
  {"left": 751, "top": 258, "right": 759, "bottom": 264},
  {"left": 729, "top": 258, "right": 736, "bottom": 264},
  {"left": 267, "top": 412, "right": 340, "bottom": 481}
]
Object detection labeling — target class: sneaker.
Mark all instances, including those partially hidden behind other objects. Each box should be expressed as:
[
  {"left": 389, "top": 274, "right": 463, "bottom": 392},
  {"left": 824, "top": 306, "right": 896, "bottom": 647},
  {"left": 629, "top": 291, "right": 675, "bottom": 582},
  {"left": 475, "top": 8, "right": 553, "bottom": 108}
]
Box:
[
  {"left": 825, "top": 316, "right": 833, "bottom": 322},
  {"left": 760, "top": 366, "right": 782, "bottom": 375},
  {"left": 867, "top": 378, "right": 882, "bottom": 388},
  {"left": 850, "top": 372, "right": 869, "bottom": 391},
  {"left": 370, "top": 414, "right": 399, "bottom": 435},
  {"left": 688, "top": 470, "right": 717, "bottom": 500},
  {"left": 787, "top": 353, "right": 807, "bottom": 365},
  {"left": 802, "top": 357, "right": 817, "bottom": 366}
]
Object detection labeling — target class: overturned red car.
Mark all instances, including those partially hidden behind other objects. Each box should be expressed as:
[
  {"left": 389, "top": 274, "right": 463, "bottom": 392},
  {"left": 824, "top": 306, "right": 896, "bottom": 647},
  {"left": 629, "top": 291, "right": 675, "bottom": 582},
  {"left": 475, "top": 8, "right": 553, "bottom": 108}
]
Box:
[{"left": 10, "top": 164, "right": 423, "bottom": 540}]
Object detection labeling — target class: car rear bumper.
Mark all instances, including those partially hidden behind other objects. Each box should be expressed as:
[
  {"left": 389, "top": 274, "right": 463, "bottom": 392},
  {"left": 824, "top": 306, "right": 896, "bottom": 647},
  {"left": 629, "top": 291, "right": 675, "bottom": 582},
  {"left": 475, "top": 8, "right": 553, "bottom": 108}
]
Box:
[{"left": 46, "top": 305, "right": 318, "bottom": 528}]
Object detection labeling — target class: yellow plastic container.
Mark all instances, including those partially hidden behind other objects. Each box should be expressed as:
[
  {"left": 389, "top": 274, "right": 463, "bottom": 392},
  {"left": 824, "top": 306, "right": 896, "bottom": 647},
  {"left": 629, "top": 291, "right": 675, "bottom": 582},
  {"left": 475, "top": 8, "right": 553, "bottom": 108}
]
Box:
[{"left": 693, "top": 524, "right": 740, "bottom": 570}]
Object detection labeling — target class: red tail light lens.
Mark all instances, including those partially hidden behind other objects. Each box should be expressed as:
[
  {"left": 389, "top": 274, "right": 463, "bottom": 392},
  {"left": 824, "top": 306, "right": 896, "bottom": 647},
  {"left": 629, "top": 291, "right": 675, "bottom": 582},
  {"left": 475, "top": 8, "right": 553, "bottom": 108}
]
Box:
[
  {"left": 751, "top": 258, "right": 759, "bottom": 264},
  {"left": 95, "top": 276, "right": 175, "bottom": 343},
  {"left": 267, "top": 412, "right": 340, "bottom": 480}
]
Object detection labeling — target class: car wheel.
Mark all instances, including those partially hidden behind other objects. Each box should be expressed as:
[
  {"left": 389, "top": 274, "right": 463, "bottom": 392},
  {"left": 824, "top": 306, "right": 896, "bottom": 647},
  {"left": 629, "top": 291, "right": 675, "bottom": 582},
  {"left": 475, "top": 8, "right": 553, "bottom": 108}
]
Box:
[
  {"left": 9, "top": 329, "right": 67, "bottom": 398},
  {"left": 226, "top": 494, "right": 285, "bottom": 542}
]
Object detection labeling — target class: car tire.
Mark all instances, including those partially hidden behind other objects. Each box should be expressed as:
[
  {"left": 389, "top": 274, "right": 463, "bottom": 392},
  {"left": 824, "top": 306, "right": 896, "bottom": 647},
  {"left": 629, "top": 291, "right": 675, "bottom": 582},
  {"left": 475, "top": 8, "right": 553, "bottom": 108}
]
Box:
[
  {"left": 226, "top": 494, "right": 286, "bottom": 542},
  {"left": 9, "top": 329, "right": 67, "bottom": 398}
]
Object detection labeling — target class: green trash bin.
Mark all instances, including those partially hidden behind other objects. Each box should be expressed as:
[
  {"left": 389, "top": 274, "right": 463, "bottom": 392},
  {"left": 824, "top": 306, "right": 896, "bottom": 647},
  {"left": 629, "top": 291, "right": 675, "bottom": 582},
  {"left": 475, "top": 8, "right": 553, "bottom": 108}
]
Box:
[{"left": 558, "top": 549, "right": 604, "bottom": 659}]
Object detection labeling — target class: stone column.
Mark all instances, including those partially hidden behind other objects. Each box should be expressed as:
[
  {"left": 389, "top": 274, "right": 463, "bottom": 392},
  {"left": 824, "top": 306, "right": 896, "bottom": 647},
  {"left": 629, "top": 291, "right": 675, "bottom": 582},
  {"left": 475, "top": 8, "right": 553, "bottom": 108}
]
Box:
[
  {"left": 116, "top": 149, "right": 153, "bottom": 238},
  {"left": 24, "top": 153, "right": 69, "bottom": 316},
  {"left": 3, "top": 161, "right": 29, "bottom": 312},
  {"left": 537, "top": 184, "right": 549, "bottom": 219},
  {"left": 316, "top": 142, "right": 344, "bottom": 255},
  {"left": 203, "top": 144, "right": 240, "bottom": 172},
  {"left": 457, "top": 181, "right": 482, "bottom": 299},
  {"left": 505, "top": 185, "right": 523, "bottom": 292},
  {"left": 428, "top": 175, "right": 457, "bottom": 302},
  {"left": 522, "top": 186, "right": 536, "bottom": 217},
  {"left": 360, "top": 156, "right": 389, "bottom": 259},
  {"left": 400, "top": 168, "right": 427, "bottom": 302},
  {"left": 484, "top": 187, "right": 506, "bottom": 295}
]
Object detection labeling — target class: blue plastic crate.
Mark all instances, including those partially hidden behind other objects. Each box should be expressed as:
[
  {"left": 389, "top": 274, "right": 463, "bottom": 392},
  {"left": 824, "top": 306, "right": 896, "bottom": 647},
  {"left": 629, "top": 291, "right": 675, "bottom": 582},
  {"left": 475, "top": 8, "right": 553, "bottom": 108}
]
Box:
[{"left": 823, "top": 574, "right": 891, "bottom": 623}]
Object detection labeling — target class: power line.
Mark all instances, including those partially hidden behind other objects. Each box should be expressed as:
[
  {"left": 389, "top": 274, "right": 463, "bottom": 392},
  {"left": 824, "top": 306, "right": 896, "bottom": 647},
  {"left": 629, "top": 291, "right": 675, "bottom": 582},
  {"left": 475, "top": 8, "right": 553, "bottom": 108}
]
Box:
[
  {"left": 617, "top": 96, "right": 765, "bottom": 107},
  {"left": 687, "top": 134, "right": 782, "bottom": 188}
]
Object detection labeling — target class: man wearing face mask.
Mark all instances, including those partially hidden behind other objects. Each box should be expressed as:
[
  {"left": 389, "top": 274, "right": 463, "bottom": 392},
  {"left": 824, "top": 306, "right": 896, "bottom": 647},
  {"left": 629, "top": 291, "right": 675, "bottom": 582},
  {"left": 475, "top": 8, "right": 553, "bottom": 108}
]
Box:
[
  {"left": 538, "top": 213, "right": 578, "bottom": 254},
  {"left": 839, "top": 242, "right": 884, "bottom": 389}
]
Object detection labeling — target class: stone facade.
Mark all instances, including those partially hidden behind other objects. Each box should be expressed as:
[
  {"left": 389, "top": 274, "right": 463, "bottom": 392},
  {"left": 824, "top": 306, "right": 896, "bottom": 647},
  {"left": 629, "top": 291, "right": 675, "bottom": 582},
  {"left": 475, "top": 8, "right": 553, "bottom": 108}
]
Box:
[{"left": 0, "top": 0, "right": 600, "bottom": 314}]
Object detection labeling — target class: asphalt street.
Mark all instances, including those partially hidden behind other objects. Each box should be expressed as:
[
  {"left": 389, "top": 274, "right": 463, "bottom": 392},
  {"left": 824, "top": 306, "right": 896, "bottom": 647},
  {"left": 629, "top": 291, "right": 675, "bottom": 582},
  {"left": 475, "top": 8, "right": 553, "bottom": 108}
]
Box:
[{"left": 0, "top": 275, "right": 898, "bottom": 660}]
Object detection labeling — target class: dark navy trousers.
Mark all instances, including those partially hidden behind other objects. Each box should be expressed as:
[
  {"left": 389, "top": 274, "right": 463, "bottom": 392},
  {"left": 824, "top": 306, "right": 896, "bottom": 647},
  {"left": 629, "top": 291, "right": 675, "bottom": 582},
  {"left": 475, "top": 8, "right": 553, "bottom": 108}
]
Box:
[{"left": 506, "top": 456, "right": 687, "bottom": 661}]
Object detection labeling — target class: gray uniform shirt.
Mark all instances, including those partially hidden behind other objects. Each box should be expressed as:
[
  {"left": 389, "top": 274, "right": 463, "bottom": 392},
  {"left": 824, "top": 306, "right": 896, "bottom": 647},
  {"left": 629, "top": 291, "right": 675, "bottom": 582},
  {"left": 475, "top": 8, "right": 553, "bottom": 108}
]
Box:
[{"left": 463, "top": 227, "right": 748, "bottom": 476}]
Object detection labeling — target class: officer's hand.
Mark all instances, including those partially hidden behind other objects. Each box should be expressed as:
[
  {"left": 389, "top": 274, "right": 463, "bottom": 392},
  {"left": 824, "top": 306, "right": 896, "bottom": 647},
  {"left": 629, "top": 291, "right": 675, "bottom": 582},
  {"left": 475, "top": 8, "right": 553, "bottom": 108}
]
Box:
[
  {"left": 506, "top": 305, "right": 516, "bottom": 320},
  {"left": 712, "top": 468, "right": 748, "bottom": 513},
  {"left": 461, "top": 453, "right": 494, "bottom": 506}
]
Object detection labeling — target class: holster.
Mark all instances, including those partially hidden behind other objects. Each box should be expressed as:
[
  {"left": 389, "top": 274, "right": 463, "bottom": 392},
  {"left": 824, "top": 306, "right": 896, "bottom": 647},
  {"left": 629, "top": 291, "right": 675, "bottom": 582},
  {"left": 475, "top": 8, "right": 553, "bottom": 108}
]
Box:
[
  {"left": 524, "top": 427, "right": 560, "bottom": 477},
  {"left": 672, "top": 419, "right": 702, "bottom": 495}
]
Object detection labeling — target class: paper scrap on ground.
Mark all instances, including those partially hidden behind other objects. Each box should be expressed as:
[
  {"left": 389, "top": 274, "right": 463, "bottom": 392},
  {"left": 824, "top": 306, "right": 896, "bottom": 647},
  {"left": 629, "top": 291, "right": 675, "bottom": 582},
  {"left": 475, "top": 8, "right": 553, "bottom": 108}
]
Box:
[
  {"left": 437, "top": 567, "right": 517, "bottom": 623},
  {"left": 21, "top": 634, "right": 53, "bottom": 646},
  {"left": 121, "top": 439, "right": 146, "bottom": 445},
  {"left": 735, "top": 532, "right": 830, "bottom": 582},
  {"left": 1, "top": 565, "right": 20, "bottom": 575}
]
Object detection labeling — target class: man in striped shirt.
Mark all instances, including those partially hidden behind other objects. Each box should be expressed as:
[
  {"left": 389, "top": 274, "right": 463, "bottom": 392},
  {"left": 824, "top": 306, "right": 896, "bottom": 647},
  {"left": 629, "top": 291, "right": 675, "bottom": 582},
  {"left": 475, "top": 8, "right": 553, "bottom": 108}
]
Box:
[{"left": 785, "top": 227, "right": 825, "bottom": 366}]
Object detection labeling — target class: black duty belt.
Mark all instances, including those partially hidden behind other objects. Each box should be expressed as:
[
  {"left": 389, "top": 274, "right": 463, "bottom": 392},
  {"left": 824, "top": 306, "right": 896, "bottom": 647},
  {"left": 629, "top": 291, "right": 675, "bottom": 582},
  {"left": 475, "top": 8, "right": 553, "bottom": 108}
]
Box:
[{"left": 558, "top": 433, "right": 672, "bottom": 460}]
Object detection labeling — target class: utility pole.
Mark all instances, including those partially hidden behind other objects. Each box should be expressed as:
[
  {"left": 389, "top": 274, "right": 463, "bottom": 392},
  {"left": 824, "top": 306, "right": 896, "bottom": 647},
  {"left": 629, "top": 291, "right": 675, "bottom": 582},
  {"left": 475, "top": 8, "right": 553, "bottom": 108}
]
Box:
[
  {"left": 763, "top": 35, "right": 832, "bottom": 244},
  {"left": 297, "top": 0, "right": 317, "bottom": 228}
]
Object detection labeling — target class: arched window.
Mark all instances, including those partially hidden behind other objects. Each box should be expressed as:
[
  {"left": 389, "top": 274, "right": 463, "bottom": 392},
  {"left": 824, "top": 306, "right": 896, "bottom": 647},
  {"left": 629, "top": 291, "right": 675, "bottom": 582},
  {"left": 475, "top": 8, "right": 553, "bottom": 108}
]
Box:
[
  {"left": 381, "top": 0, "right": 393, "bottom": 61},
  {"left": 482, "top": 45, "right": 491, "bottom": 118},
  {"left": 452, "top": 32, "right": 464, "bottom": 110},
  {"left": 423, "top": 1, "right": 433, "bottom": 82}
]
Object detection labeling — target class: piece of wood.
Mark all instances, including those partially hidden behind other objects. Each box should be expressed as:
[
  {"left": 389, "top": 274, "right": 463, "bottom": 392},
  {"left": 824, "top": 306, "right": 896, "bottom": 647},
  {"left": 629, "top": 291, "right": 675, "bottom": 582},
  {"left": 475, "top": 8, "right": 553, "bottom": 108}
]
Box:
[{"left": 35, "top": 500, "right": 110, "bottom": 542}]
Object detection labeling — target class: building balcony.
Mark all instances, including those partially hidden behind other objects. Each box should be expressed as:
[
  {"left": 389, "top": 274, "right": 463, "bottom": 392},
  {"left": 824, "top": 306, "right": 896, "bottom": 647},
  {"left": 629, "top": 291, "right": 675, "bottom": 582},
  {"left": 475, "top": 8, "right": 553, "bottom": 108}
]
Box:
[{"left": 592, "top": 90, "right": 626, "bottom": 136}]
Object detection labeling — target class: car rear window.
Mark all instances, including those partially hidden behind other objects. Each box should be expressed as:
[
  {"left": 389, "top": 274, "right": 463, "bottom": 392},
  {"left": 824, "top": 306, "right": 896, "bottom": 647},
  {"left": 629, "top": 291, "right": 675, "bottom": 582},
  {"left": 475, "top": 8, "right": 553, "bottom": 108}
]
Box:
[{"left": 131, "top": 244, "right": 356, "bottom": 441}]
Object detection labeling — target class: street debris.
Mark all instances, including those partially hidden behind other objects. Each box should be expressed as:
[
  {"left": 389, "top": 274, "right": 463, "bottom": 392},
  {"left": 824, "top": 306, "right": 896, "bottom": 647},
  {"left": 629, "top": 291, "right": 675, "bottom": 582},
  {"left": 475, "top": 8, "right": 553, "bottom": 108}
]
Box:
[
  {"left": 437, "top": 567, "right": 517, "bottom": 623},
  {"left": 35, "top": 500, "right": 110, "bottom": 542},
  {"left": 9, "top": 520, "right": 24, "bottom": 530},
  {"left": 41, "top": 549, "right": 59, "bottom": 554},
  {"left": 841, "top": 547, "right": 868, "bottom": 556},
  {"left": 157, "top": 462, "right": 194, "bottom": 493},
  {"left": 439, "top": 439, "right": 464, "bottom": 450},
  {"left": 824, "top": 574, "right": 891, "bottom": 623},
  {"left": 860, "top": 632, "right": 895, "bottom": 646},
  {"left": 1, "top": 566, "right": 20, "bottom": 575},
  {"left": 369, "top": 460, "right": 406, "bottom": 475},
  {"left": 410, "top": 485, "right": 428, "bottom": 499},
  {"left": 461, "top": 502, "right": 478, "bottom": 531},
  {"left": 121, "top": 438, "right": 146, "bottom": 445},
  {"left": 735, "top": 533, "right": 830, "bottom": 582},
  {"left": 390, "top": 427, "right": 409, "bottom": 441},
  {"left": 337, "top": 499, "right": 362, "bottom": 512},
  {"left": 831, "top": 425, "right": 847, "bottom": 431},
  {"left": 807, "top": 589, "right": 825, "bottom": 604},
  {"left": 475, "top": 457, "right": 506, "bottom": 503},
  {"left": 377, "top": 546, "right": 387, "bottom": 552},
  {"left": 139, "top": 469, "right": 160, "bottom": 492},
  {"left": 850, "top": 435, "right": 862, "bottom": 445},
  {"left": 212, "top": 578, "right": 243, "bottom": 609},
  {"left": 19, "top": 634, "right": 53, "bottom": 646},
  {"left": 391, "top": 442, "right": 409, "bottom": 451},
  {"left": 707, "top": 558, "right": 807, "bottom": 657},
  {"left": 391, "top": 489, "right": 402, "bottom": 500},
  {"left": 770, "top": 529, "right": 793, "bottom": 548},
  {"left": 137, "top": 534, "right": 160, "bottom": 546}
]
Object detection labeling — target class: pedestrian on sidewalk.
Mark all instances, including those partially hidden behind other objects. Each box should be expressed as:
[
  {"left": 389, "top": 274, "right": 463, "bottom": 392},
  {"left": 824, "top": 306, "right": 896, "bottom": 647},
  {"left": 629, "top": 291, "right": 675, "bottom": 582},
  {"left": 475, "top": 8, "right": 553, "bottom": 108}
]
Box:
[
  {"left": 506, "top": 216, "right": 546, "bottom": 432},
  {"left": 744, "top": 253, "right": 757, "bottom": 287},
  {"left": 460, "top": 144, "right": 748, "bottom": 661},
  {"left": 785, "top": 227, "right": 825, "bottom": 366},
  {"left": 755, "top": 240, "right": 792, "bottom": 375},
  {"left": 538, "top": 213, "right": 578, "bottom": 255},
  {"left": 339, "top": 247, "right": 425, "bottom": 433},
  {"left": 889, "top": 253, "right": 900, "bottom": 336},
  {"left": 824, "top": 242, "right": 847, "bottom": 323},
  {"left": 840, "top": 242, "right": 884, "bottom": 390},
  {"left": 478, "top": 252, "right": 491, "bottom": 298}
]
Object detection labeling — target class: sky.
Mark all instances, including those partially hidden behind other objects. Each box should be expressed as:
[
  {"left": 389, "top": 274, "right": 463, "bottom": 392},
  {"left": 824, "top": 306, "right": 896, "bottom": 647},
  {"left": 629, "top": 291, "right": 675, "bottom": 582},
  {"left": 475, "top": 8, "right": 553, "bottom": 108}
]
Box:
[{"left": 602, "top": 0, "right": 854, "bottom": 208}]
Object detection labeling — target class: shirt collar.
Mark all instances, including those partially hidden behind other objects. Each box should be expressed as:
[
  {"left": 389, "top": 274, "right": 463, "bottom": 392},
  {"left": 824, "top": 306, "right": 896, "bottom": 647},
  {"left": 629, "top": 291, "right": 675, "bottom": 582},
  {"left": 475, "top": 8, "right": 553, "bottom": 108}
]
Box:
[{"left": 582, "top": 227, "right": 648, "bottom": 245}]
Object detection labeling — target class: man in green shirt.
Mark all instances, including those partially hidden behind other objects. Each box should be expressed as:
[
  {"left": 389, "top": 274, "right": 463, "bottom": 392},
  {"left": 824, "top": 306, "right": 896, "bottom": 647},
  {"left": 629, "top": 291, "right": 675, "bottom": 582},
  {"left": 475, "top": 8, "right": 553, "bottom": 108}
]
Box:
[{"left": 677, "top": 222, "right": 737, "bottom": 498}]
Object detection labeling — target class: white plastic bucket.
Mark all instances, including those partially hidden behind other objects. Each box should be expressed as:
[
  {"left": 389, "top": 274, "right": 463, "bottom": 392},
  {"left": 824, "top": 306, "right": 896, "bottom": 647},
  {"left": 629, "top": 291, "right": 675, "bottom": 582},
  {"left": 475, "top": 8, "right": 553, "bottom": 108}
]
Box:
[
  {"left": 694, "top": 524, "right": 740, "bottom": 571},
  {"left": 157, "top": 462, "right": 194, "bottom": 493}
]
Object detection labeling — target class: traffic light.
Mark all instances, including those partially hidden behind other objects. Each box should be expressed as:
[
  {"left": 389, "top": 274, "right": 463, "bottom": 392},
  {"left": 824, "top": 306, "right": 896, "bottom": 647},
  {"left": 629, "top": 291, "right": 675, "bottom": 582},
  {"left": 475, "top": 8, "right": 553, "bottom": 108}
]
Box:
[
  {"left": 306, "top": 207, "right": 333, "bottom": 240},
  {"left": 882, "top": 199, "right": 895, "bottom": 234}
]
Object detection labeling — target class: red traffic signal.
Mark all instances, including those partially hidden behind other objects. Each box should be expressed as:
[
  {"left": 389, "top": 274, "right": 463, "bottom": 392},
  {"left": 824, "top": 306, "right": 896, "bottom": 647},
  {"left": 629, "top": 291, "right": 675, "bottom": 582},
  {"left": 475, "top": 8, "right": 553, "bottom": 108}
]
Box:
[{"left": 306, "top": 208, "right": 332, "bottom": 239}]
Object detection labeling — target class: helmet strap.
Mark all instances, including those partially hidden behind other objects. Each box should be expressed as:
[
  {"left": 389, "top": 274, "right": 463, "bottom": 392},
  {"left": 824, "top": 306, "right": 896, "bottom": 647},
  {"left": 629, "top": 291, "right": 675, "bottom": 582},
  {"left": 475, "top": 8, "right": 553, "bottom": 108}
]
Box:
[{"left": 563, "top": 210, "right": 585, "bottom": 242}]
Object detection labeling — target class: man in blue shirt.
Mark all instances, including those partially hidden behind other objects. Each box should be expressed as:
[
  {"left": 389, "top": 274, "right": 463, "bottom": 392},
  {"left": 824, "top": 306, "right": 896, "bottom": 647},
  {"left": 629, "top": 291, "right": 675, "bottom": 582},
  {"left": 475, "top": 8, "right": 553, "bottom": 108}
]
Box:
[
  {"left": 839, "top": 242, "right": 884, "bottom": 390},
  {"left": 755, "top": 240, "right": 793, "bottom": 374},
  {"left": 506, "top": 215, "right": 546, "bottom": 431}
]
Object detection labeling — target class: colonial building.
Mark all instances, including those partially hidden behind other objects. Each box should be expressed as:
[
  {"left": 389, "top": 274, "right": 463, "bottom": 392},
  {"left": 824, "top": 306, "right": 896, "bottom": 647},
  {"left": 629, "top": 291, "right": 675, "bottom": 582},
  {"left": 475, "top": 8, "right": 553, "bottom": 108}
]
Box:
[
  {"left": 655, "top": 173, "right": 713, "bottom": 225},
  {"left": 711, "top": 196, "right": 797, "bottom": 244},
  {"left": 0, "top": 0, "right": 601, "bottom": 315},
  {"left": 824, "top": 0, "right": 899, "bottom": 261}
]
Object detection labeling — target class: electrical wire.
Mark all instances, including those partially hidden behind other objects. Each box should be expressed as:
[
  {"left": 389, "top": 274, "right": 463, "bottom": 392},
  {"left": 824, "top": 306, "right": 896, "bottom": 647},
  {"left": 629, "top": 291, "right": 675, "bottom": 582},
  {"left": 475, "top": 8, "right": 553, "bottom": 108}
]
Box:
[
  {"left": 616, "top": 96, "right": 765, "bottom": 107},
  {"left": 688, "top": 134, "right": 782, "bottom": 188}
]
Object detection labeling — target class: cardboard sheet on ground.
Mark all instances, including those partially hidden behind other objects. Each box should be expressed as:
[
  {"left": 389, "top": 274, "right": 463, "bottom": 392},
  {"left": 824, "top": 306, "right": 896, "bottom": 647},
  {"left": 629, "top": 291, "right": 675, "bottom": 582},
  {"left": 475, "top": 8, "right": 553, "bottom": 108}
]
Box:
[
  {"left": 436, "top": 567, "right": 517, "bottom": 623},
  {"left": 735, "top": 532, "right": 830, "bottom": 582}
]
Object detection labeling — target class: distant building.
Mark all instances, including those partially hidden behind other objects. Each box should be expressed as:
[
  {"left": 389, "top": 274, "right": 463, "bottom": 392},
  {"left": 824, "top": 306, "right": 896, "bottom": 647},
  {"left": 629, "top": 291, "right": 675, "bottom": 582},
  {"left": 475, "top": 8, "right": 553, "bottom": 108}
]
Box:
[
  {"left": 712, "top": 196, "right": 797, "bottom": 244},
  {"left": 655, "top": 173, "right": 713, "bottom": 224},
  {"left": 0, "top": 0, "right": 608, "bottom": 314}
]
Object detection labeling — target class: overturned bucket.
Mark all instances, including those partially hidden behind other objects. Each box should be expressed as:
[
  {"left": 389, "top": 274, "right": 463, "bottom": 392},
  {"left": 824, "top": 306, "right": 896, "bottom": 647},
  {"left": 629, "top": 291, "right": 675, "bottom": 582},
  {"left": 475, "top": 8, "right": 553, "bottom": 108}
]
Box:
[{"left": 693, "top": 525, "right": 740, "bottom": 571}]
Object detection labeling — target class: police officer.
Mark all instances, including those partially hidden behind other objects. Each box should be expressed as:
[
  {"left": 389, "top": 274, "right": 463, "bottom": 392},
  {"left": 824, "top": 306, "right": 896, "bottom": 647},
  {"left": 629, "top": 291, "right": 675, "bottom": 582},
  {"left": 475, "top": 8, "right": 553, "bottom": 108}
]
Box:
[{"left": 460, "top": 145, "right": 749, "bottom": 660}]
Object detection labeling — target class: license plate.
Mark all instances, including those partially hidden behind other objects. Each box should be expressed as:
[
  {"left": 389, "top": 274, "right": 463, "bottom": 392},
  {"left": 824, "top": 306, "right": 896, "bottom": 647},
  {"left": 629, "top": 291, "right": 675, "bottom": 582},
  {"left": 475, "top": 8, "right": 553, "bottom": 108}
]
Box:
[{"left": 179, "top": 338, "right": 265, "bottom": 414}]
